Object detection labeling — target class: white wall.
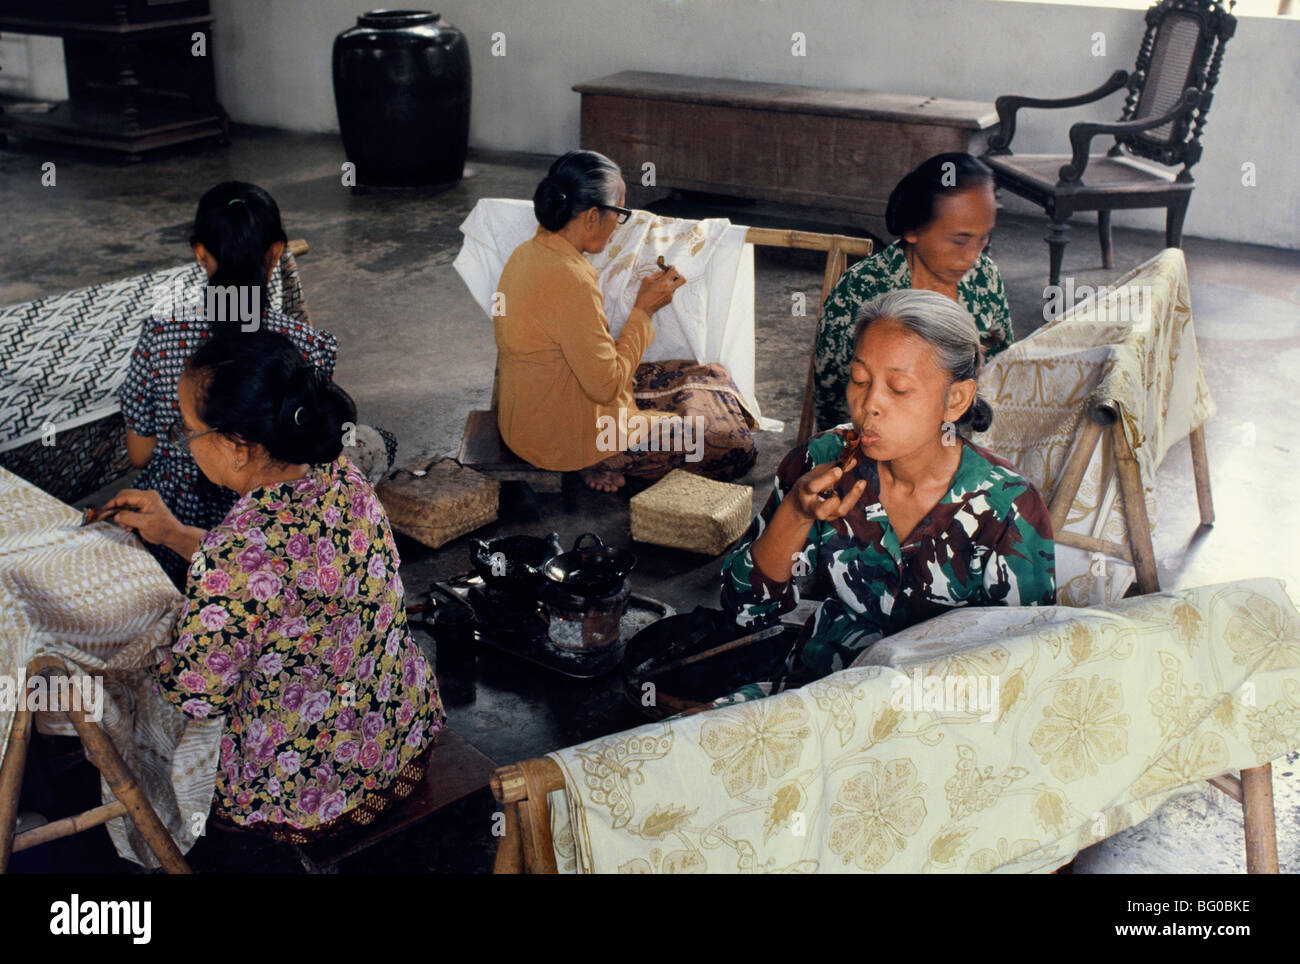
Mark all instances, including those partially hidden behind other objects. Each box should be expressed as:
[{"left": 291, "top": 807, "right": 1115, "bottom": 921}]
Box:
[{"left": 12, "top": 1, "right": 1299, "bottom": 247}]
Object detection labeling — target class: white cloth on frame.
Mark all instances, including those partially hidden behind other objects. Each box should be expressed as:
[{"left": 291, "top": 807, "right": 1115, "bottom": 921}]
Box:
[{"left": 453, "top": 198, "right": 778, "bottom": 430}]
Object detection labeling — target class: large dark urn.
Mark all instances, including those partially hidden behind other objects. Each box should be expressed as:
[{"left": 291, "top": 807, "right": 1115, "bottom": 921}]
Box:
[{"left": 332, "top": 10, "right": 471, "bottom": 186}]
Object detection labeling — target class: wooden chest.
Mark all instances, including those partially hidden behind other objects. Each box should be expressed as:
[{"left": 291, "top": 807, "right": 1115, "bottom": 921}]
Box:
[{"left": 575, "top": 71, "right": 999, "bottom": 229}]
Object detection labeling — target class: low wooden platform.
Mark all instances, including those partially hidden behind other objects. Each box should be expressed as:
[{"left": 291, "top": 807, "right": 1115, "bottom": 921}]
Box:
[
  {"left": 457, "top": 409, "right": 564, "bottom": 494},
  {"left": 295, "top": 728, "right": 497, "bottom": 873}
]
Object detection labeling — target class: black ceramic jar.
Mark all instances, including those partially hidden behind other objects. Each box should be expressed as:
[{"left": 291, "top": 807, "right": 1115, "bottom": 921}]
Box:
[{"left": 332, "top": 10, "right": 471, "bottom": 186}]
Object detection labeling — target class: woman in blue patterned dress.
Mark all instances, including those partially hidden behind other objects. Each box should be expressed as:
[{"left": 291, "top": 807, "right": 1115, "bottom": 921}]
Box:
[{"left": 117, "top": 182, "right": 338, "bottom": 585}]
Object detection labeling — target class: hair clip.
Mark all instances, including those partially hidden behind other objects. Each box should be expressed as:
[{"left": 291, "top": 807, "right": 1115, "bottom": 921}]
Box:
[{"left": 293, "top": 406, "right": 306, "bottom": 425}]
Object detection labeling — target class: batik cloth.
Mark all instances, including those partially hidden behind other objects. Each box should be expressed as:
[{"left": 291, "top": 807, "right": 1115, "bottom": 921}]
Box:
[
  {"left": 117, "top": 306, "right": 338, "bottom": 585},
  {"left": 972, "top": 247, "right": 1215, "bottom": 606},
  {"left": 593, "top": 360, "right": 759, "bottom": 483},
  {"left": 812, "top": 241, "right": 1013, "bottom": 432},
  {"left": 153, "top": 456, "right": 445, "bottom": 836},
  {"left": 454, "top": 198, "right": 775, "bottom": 429},
  {"left": 545, "top": 577, "right": 1300, "bottom": 874},
  {"left": 721, "top": 428, "right": 1056, "bottom": 682},
  {"left": 0, "top": 466, "right": 219, "bottom": 868}
]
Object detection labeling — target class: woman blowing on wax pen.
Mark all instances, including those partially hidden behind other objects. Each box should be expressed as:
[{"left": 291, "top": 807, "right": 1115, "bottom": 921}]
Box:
[{"left": 722, "top": 289, "right": 1055, "bottom": 690}]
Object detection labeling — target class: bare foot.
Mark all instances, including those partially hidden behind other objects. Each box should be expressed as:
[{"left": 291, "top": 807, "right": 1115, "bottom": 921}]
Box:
[{"left": 581, "top": 465, "right": 626, "bottom": 493}]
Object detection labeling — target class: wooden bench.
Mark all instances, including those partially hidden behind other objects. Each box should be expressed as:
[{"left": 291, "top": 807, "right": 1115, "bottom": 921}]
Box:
[
  {"left": 574, "top": 71, "right": 999, "bottom": 230},
  {"left": 295, "top": 728, "right": 497, "bottom": 873}
]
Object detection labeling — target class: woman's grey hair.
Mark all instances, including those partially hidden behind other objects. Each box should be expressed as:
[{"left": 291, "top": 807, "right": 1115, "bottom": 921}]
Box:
[
  {"left": 533, "top": 150, "right": 624, "bottom": 231},
  {"left": 852, "top": 288, "right": 993, "bottom": 434}
]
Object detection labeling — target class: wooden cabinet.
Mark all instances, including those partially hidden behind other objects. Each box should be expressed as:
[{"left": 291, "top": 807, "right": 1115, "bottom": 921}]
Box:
[{"left": 0, "top": 0, "right": 226, "bottom": 160}]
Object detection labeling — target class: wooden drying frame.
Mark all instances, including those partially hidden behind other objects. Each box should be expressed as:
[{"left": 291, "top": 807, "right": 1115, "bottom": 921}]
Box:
[{"left": 0, "top": 657, "right": 191, "bottom": 873}]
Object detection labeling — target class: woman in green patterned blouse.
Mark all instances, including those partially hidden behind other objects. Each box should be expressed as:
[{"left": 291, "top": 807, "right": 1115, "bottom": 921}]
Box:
[{"left": 813, "top": 153, "right": 1013, "bottom": 432}]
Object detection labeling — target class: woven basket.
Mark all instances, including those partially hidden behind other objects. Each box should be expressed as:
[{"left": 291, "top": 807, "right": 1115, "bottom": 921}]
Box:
[
  {"left": 376, "top": 457, "right": 499, "bottom": 549},
  {"left": 629, "top": 469, "right": 753, "bottom": 556}
]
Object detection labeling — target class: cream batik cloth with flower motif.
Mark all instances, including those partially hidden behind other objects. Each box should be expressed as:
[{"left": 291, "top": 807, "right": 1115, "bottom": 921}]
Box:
[
  {"left": 453, "top": 198, "right": 774, "bottom": 428},
  {"left": 0, "top": 467, "right": 221, "bottom": 867},
  {"left": 972, "top": 247, "right": 1214, "bottom": 606},
  {"left": 546, "top": 578, "right": 1300, "bottom": 873}
]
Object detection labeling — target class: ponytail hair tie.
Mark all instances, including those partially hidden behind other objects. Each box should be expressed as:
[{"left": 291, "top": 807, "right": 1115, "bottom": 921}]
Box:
[{"left": 293, "top": 406, "right": 306, "bottom": 426}]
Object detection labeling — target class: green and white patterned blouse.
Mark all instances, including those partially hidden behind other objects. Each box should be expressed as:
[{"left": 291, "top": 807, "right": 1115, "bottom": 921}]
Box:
[{"left": 812, "top": 240, "right": 1013, "bottom": 431}]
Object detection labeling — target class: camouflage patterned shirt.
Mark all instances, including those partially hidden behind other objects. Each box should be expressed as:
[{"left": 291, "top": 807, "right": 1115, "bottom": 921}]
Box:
[
  {"left": 812, "top": 241, "right": 1013, "bottom": 432},
  {"left": 721, "top": 428, "right": 1056, "bottom": 683}
]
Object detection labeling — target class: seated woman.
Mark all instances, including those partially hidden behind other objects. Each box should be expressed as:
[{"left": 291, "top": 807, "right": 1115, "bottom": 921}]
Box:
[
  {"left": 118, "top": 181, "right": 339, "bottom": 586},
  {"left": 495, "top": 149, "right": 758, "bottom": 492},
  {"left": 722, "top": 288, "right": 1054, "bottom": 690},
  {"left": 105, "top": 332, "right": 444, "bottom": 842},
  {"left": 812, "top": 152, "right": 1014, "bottom": 432}
]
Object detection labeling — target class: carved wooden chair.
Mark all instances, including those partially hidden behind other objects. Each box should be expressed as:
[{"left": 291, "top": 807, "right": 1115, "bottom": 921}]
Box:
[{"left": 982, "top": 0, "right": 1237, "bottom": 287}]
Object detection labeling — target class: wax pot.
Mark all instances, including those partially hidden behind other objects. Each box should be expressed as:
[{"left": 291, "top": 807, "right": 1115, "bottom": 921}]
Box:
[{"left": 539, "top": 534, "right": 637, "bottom": 652}]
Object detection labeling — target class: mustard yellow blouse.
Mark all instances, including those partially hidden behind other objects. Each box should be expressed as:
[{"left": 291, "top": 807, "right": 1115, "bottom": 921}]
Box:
[{"left": 494, "top": 228, "right": 656, "bottom": 472}]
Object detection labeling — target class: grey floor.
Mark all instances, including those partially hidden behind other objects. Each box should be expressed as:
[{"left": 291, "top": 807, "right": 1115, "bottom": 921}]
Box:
[{"left": 1, "top": 125, "right": 1297, "bottom": 874}]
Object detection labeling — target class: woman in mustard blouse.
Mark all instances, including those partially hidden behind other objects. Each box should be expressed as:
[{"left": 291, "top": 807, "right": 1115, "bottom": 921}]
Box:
[{"left": 495, "top": 150, "right": 758, "bottom": 492}]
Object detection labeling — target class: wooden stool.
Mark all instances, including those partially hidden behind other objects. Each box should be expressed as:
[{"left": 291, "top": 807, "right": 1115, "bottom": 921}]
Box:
[
  {"left": 0, "top": 657, "right": 191, "bottom": 874},
  {"left": 294, "top": 728, "right": 497, "bottom": 873},
  {"left": 457, "top": 409, "right": 563, "bottom": 494}
]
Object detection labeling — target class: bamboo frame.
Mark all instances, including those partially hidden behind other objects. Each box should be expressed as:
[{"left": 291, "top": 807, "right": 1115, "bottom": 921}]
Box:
[{"left": 0, "top": 657, "right": 191, "bottom": 874}]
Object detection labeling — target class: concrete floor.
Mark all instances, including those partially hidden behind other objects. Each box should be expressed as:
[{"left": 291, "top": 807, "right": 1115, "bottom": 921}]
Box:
[{"left": 1, "top": 125, "right": 1298, "bottom": 874}]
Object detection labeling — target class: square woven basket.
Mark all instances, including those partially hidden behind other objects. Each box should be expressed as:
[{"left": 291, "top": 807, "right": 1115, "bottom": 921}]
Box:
[
  {"left": 376, "top": 457, "right": 499, "bottom": 549},
  {"left": 629, "top": 469, "right": 753, "bottom": 556}
]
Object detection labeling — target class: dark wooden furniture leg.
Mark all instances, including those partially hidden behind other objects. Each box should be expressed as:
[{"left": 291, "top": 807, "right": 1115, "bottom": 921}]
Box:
[
  {"left": 1097, "top": 210, "right": 1114, "bottom": 269},
  {"left": 1046, "top": 218, "right": 1070, "bottom": 288},
  {"left": 1166, "top": 195, "right": 1191, "bottom": 248}
]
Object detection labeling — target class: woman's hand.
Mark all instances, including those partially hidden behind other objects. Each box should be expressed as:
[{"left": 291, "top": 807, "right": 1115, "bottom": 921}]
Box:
[
  {"left": 783, "top": 460, "right": 869, "bottom": 524},
  {"left": 748, "top": 459, "right": 867, "bottom": 585},
  {"left": 105, "top": 488, "right": 202, "bottom": 559},
  {"left": 634, "top": 263, "right": 686, "bottom": 315}
]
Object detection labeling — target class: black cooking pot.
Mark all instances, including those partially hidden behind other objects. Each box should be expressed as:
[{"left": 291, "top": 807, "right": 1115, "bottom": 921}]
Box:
[
  {"left": 470, "top": 532, "right": 562, "bottom": 596},
  {"left": 541, "top": 533, "right": 636, "bottom": 598}
]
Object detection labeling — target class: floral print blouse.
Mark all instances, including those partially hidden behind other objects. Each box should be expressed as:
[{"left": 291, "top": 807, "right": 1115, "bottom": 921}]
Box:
[
  {"left": 155, "top": 455, "right": 445, "bottom": 833},
  {"left": 812, "top": 240, "right": 1013, "bottom": 432},
  {"left": 721, "top": 428, "right": 1055, "bottom": 685}
]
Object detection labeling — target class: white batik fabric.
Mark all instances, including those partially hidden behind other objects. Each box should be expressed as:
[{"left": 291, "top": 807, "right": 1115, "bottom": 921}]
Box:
[
  {"left": 0, "top": 467, "right": 220, "bottom": 867},
  {"left": 453, "top": 198, "right": 775, "bottom": 429}
]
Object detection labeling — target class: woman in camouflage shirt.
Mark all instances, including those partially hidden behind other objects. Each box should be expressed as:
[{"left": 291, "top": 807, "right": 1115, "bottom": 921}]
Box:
[
  {"left": 812, "top": 153, "right": 1014, "bottom": 432},
  {"left": 723, "top": 289, "right": 1054, "bottom": 688}
]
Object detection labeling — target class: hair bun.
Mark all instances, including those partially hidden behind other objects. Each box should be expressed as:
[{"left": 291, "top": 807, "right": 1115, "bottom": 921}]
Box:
[{"left": 965, "top": 395, "right": 994, "bottom": 434}]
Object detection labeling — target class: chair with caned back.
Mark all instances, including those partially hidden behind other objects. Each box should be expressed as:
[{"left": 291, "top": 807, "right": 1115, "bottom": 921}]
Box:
[{"left": 982, "top": 0, "right": 1237, "bottom": 287}]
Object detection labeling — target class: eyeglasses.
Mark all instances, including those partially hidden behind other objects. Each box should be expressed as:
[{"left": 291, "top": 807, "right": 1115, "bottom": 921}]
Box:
[
  {"left": 597, "top": 204, "right": 632, "bottom": 225},
  {"left": 167, "top": 418, "right": 219, "bottom": 452}
]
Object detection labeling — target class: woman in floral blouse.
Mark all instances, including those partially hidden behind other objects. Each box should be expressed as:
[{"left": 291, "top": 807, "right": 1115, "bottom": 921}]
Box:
[
  {"left": 723, "top": 289, "right": 1054, "bottom": 691},
  {"left": 812, "top": 153, "right": 1014, "bottom": 432},
  {"left": 105, "top": 332, "right": 443, "bottom": 842}
]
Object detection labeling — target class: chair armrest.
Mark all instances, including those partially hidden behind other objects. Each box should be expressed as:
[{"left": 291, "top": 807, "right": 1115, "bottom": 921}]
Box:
[
  {"left": 1058, "top": 87, "right": 1202, "bottom": 184},
  {"left": 986, "top": 71, "right": 1129, "bottom": 154}
]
